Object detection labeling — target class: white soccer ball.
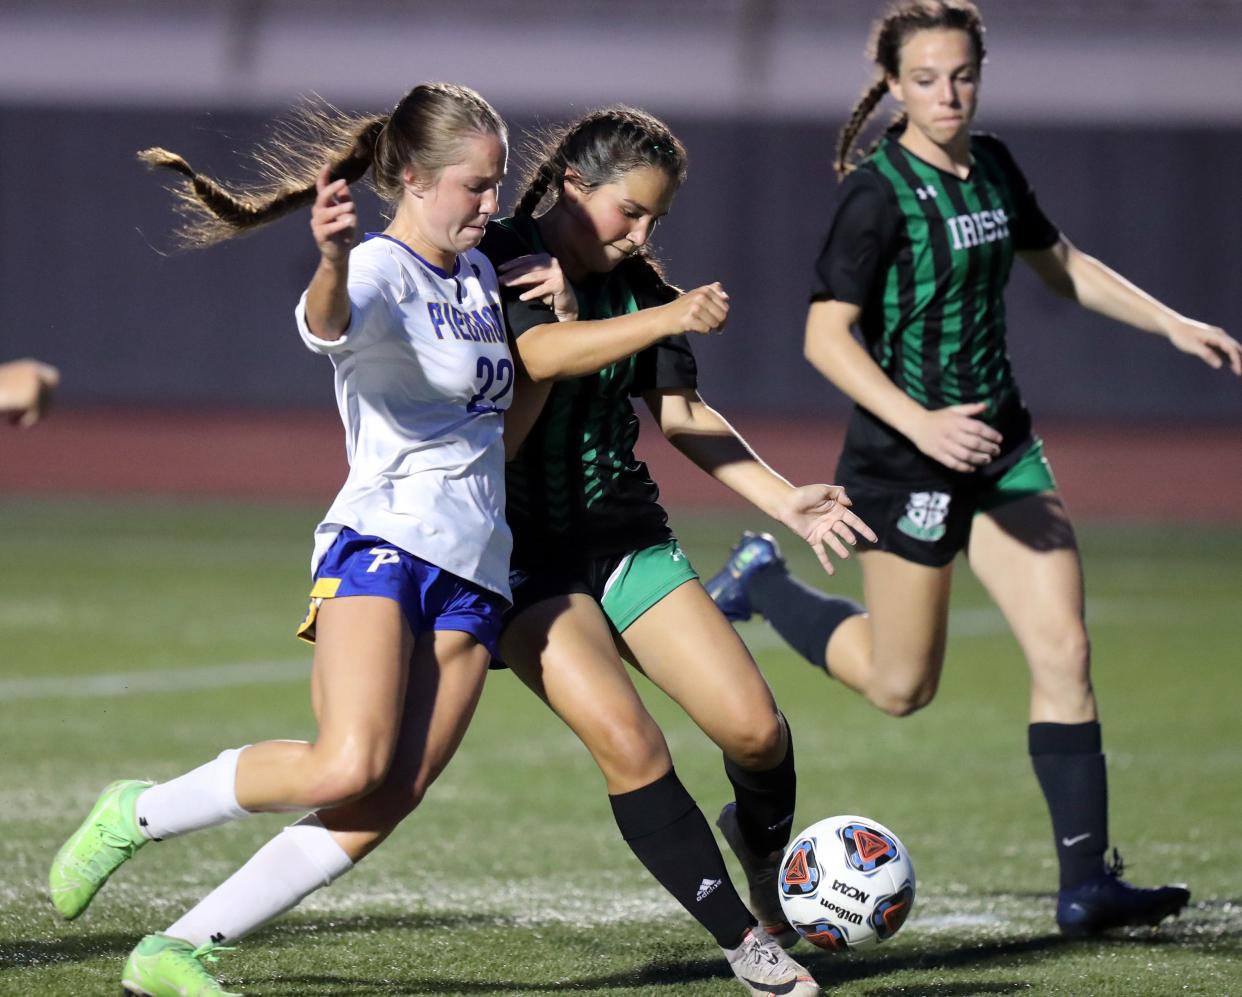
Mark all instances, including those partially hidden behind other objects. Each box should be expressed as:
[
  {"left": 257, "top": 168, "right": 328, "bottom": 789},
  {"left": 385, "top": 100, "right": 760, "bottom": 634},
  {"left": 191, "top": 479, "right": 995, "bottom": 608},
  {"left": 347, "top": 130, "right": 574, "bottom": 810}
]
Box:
[{"left": 777, "top": 814, "right": 916, "bottom": 951}]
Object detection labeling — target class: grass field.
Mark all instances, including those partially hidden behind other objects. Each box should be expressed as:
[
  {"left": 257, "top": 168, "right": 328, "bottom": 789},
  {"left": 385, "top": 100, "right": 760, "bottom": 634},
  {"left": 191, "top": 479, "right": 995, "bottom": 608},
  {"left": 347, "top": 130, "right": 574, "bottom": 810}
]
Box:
[{"left": 1, "top": 498, "right": 1239, "bottom": 996}]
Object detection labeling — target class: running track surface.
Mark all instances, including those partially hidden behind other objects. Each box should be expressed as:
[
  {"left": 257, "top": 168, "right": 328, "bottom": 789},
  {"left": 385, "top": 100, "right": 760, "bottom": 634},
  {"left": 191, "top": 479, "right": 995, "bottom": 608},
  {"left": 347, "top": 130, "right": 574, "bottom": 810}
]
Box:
[{"left": 3, "top": 408, "right": 1239, "bottom": 520}]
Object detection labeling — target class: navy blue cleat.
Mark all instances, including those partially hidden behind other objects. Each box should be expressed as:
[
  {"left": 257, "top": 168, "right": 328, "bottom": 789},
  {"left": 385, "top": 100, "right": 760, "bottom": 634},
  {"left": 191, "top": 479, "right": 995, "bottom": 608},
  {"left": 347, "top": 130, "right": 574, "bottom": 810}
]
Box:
[
  {"left": 704, "top": 531, "right": 784, "bottom": 623},
  {"left": 1056, "top": 851, "right": 1190, "bottom": 938}
]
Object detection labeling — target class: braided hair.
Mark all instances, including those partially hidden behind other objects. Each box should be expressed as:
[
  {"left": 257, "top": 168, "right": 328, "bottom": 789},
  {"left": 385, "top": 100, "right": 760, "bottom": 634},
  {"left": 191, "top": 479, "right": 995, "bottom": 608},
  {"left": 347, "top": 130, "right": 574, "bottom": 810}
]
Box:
[
  {"left": 835, "top": 0, "right": 985, "bottom": 177},
  {"left": 513, "top": 106, "right": 687, "bottom": 286},
  {"left": 140, "top": 83, "right": 506, "bottom": 248}
]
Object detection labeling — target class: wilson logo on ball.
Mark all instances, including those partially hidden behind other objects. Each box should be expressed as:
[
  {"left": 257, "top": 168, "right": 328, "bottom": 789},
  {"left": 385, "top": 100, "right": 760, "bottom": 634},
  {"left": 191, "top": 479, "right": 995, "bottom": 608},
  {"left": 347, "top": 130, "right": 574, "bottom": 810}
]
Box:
[
  {"left": 779, "top": 814, "right": 917, "bottom": 951},
  {"left": 780, "top": 839, "right": 821, "bottom": 897},
  {"left": 839, "top": 822, "right": 900, "bottom": 872}
]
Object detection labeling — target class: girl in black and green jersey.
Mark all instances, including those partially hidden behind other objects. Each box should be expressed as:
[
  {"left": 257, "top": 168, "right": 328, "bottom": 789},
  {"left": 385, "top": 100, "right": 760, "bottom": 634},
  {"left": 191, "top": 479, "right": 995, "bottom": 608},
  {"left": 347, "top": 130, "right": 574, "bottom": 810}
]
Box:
[
  {"left": 479, "top": 107, "right": 874, "bottom": 997},
  {"left": 709, "top": 0, "right": 1240, "bottom": 941}
]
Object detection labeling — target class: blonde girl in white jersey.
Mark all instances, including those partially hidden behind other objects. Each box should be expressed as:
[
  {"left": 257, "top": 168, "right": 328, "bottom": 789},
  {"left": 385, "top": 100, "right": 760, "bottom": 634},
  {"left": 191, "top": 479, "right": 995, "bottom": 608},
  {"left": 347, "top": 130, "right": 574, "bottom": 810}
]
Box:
[{"left": 49, "top": 84, "right": 512, "bottom": 997}]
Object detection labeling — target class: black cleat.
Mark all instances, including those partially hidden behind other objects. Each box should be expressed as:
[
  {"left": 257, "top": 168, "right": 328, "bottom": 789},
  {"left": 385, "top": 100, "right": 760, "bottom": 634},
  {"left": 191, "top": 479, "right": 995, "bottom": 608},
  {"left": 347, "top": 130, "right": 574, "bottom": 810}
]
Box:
[{"left": 1056, "top": 850, "right": 1190, "bottom": 938}]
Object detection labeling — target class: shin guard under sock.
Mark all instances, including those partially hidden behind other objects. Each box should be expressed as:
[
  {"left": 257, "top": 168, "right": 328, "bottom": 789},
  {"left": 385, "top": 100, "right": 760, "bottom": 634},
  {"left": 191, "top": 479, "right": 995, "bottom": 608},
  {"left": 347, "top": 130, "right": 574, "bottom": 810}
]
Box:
[
  {"left": 1030, "top": 721, "right": 1108, "bottom": 890},
  {"left": 610, "top": 769, "right": 753, "bottom": 947},
  {"left": 724, "top": 718, "right": 797, "bottom": 856},
  {"left": 135, "top": 747, "right": 250, "bottom": 842},
  {"left": 164, "top": 813, "right": 353, "bottom": 947}
]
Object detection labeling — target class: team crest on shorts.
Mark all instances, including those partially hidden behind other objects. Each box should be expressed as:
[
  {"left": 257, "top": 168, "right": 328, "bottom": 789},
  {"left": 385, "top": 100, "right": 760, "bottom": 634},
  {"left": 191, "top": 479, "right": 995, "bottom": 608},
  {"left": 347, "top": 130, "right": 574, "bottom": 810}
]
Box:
[{"left": 897, "top": 491, "right": 950, "bottom": 542}]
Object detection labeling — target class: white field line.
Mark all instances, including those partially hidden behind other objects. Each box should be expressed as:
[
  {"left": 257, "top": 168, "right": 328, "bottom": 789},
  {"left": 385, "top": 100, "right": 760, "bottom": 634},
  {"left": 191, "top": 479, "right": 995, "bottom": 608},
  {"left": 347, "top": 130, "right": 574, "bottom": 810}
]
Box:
[
  {"left": 0, "top": 599, "right": 1157, "bottom": 702},
  {"left": 0, "top": 659, "right": 305, "bottom": 701},
  {"left": 292, "top": 880, "right": 1014, "bottom": 933},
  {"left": 1, "top": 873, "right": 1013, "bottom": 935}
]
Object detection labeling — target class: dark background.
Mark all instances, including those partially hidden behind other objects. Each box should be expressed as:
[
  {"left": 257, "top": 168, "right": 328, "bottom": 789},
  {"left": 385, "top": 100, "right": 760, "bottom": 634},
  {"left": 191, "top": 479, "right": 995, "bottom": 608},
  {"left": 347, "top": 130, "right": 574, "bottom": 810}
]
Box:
[
  {"left": 1, "top": 0, "right": 1240, "bottom": 426},
  {"left": 2, "top": 106, "right": 1238, "bottom": 421}
]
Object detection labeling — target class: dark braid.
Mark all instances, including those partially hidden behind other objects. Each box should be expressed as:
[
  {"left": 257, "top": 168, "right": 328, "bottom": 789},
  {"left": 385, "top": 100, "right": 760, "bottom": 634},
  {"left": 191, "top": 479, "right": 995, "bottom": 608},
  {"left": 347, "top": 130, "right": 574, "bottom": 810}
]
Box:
[
  {"left": 514, "top": 157, "right": 560, "bottom": 220},
  {"left": 836, "top": 0, "right": 985, "bottom": 176},
  {"left": 514, "top": 106, "right": 686, "bottom": 218},
  {"left": 834, "top": 80, "right": 890, "bottom": 178},
  {"left": 141, "top": 83, "right": 505, "bottom": 248},
  {"left": 514, "top": 106, "right": 687, "bottom": 285}
]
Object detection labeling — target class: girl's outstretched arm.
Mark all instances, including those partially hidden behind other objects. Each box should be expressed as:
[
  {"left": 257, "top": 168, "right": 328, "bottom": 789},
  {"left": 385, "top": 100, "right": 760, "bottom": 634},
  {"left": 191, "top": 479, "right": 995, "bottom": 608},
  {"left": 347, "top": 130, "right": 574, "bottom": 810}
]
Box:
[
  {"left": 645, "top": 387, "right": 876, "bottom": 575},
  {"left": 1021, "top": 237, "right": 1240, "bottom": 375}
]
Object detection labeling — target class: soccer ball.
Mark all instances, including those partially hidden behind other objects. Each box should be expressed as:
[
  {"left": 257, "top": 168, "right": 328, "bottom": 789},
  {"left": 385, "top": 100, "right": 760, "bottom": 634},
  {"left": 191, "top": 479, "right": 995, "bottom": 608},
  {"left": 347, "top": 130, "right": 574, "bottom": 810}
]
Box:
[{"left": 777, "top": 814, "right": 916, "bottom": 951}]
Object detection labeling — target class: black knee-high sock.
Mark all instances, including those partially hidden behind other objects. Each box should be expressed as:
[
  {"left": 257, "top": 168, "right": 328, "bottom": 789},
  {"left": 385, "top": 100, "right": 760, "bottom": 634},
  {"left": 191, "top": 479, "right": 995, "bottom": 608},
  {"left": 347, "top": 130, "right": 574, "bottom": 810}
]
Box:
[
  {"left": 724, "top": 717, "right": 797, "bottom": 856},
  {"left": 747, "top": 563, "right": 863, "bottom": 671},
  {"left": 1029, "top": 721, "right": 1109, "bottom": 890},
  {"left": 610, "top": 769, "right": 754, "bottom": 947}
]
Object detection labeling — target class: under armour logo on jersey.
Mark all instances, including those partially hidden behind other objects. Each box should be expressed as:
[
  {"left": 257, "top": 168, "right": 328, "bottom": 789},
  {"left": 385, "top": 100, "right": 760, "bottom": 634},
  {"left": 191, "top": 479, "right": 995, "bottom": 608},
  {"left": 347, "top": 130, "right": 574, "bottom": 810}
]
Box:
[
  {"left": 914, "top": 185, "right": 937, "bottom": 200},
  {"left": 696, "top": 878, "right": 722, "bottom": 902},
  {"left": 367, "top": 548, "right": 401, "bottom": 573}
]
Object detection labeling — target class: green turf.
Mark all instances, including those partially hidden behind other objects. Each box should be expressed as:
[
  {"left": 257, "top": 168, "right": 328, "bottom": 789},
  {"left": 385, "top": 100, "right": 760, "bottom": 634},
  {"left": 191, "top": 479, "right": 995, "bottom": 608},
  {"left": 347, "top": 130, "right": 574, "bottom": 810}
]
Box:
[{"left": 1, "top": 498, "right": 1239, "bottom": 995}]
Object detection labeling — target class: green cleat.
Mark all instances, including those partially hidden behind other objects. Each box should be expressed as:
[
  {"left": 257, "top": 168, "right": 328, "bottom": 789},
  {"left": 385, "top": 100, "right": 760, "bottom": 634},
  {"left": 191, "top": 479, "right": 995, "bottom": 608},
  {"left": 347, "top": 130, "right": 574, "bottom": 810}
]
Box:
[
  {"left": 49, "top": 778, "right": 152, "bottom": 919},
  {"left": 122, "top": 934, "right": 241, "bottom": 997}
]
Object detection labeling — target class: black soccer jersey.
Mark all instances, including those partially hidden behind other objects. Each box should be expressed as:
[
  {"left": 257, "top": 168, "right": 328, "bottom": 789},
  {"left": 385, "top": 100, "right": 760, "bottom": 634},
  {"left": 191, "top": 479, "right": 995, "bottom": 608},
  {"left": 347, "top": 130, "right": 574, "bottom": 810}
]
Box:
[
  {"left": 812, "top": 132, "right": 1059, "bottom": 431},
  {"left": 479, "top": 216, "right": 698, "bottom": 567}
]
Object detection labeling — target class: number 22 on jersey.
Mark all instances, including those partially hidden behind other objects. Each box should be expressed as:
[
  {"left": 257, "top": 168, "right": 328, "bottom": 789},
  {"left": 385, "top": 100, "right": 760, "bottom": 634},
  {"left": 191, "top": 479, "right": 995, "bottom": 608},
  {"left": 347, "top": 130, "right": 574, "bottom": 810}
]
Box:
[{"left": 467, "top": 356, "right": 513, "bottom": 414}]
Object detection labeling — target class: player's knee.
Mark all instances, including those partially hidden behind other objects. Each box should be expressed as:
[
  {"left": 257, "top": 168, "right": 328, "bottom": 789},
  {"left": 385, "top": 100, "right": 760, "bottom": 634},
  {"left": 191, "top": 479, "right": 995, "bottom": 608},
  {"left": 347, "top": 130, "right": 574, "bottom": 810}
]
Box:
[
  {"left": 590, "top": 715, "right": 670, "bottom": 785},
  {"left": 307, "top": 748, "right": 390, "bottom": 808},
  {"left": 722, "top": 711, "right": 785, "bottom": 770},
  {"left": 1028, "top": 627, "right": 1091, "bottom": 688},
  {"left": 869, "top": 679, "right": 937, "bottom": 717},
  {"left": 866, "top": 650, "right": 941, "bottom": 717}
]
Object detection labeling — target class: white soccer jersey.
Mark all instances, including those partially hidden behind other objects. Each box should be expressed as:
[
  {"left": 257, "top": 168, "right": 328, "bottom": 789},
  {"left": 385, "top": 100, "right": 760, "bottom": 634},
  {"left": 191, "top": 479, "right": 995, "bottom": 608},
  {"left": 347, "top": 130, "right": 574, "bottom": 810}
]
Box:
[{"left": 295, "top": 234, "right": 514, "bottom": 600}]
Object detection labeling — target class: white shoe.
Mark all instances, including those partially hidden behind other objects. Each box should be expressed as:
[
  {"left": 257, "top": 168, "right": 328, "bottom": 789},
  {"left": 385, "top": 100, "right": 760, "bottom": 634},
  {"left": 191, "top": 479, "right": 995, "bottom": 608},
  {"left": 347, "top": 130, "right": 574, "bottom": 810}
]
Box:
[
  {"left": 717, "top": 802, "right": 800, "bottom": 948},
  {"left": 722, "top": 926, "right": 821, "bottom": 996}
]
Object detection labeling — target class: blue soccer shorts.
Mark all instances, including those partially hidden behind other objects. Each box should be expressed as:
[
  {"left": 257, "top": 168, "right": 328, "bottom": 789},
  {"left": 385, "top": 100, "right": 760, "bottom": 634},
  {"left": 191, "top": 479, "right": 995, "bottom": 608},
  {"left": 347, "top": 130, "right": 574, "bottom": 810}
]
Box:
[{"left": 296, "top": 527, "right": 507, "bottom": 656}]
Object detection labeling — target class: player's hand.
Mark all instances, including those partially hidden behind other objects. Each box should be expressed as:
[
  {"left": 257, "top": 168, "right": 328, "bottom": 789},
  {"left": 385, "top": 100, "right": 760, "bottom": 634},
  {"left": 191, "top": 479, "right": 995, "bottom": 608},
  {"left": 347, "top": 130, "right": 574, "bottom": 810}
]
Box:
[
  {"left": 776, "top": 484, "right": 877, "bottom": 577},
  {"left": 497, "top": 254, "right": 578, "bottom": 321},
  {"left": 1163, "top": 316, "right": 1241, "bottom": 376},
  {"left": 0, "top": 358, "right": 60, "bottom": 427},
  {"left": 655, "top": 283, "right": 730, "bottom": 337},
  {"left": 311, "top": 165, "right": 357, "bottom": 263},
  {"left": 909, "top": 402, "right": 1003, "bottom": 473}
]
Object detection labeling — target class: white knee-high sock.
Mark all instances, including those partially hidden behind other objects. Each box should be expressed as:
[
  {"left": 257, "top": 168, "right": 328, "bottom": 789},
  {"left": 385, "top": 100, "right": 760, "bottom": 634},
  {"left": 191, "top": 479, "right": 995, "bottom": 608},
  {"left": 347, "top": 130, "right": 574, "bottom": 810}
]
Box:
[
  {"left": 135, "top": 747, "right": 251, "bottom": 841},
  {"left": 165, "top": 814, "right": 353, "bottom": 948}
]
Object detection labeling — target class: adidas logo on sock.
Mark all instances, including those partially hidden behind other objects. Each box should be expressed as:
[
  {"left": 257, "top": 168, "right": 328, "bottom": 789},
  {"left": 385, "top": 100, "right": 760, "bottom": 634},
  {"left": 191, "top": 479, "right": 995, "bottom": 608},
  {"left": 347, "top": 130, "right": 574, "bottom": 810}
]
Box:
[
  {"left": 696, "top": 878, "right": 722, "bottom": 902},
  {"left": 210, "top": 932, "right": 226, "bottom": 944}
]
